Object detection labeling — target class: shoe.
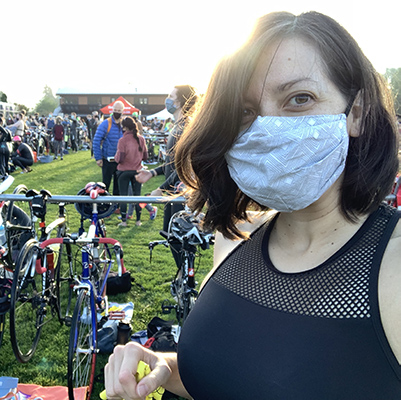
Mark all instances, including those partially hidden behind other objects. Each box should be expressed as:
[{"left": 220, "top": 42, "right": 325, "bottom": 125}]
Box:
[
  {"left": 149, "top": 206, "right": 158, "bottom": 220},
  {"left": 61, "top": 157, "right": 63, "bottom": 160},
  {"left": 26, "top": 167, "right": 32, "bottom": 172},
  {"left": 118, "top": 215, "right": 133, "bottom": 220},
  {"left": 135, "top": 220, "right": 142, "bottom": 226},
  {"left": 118, "top": 222, "right": 127, "bottom": 227},
  {"left": 114, "top": 208, "right": 121, "bottom": 214},
  {"left": 54, "top": 156, "right": 57, "bottom": 160}
]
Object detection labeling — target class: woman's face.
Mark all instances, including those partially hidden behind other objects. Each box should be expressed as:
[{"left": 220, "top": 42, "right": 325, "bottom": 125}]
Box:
[{"left": 242, "top": 37, "right": 348, "bottom": 126}]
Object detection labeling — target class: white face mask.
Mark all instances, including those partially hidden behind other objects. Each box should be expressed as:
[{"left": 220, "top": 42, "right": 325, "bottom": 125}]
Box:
[{"left": 225, "top": 114, "right": 349, "bottom": 212}]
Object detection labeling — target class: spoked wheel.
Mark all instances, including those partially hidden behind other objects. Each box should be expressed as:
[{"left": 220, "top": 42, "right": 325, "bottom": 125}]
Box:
[
  {"left": 5, "top": 184, "right": 34, "bottom": 265},
  {"left": 10, "top": 239, "right": 45, "bottom": 363},
  {"left": 182, "top": 291, "right": 197, "bottom": 324},
  {"left": 54, "top": 241, "right": 75, "bottom": 324},
  {"left": 0, "top": 313, "right": 5, "bottom": 349},
  {"left": 68, "top": 289, "right": 97, "bottom": 400}
]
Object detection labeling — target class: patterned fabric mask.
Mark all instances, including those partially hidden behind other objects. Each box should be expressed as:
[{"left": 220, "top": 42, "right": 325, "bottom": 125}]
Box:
[{"left": 225, "top": 114, "right": 349, "bottom": 212}]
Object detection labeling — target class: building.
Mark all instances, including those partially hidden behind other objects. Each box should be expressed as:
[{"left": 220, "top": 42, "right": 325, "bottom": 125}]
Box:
[{"left": 56, "top": 86, "right": 168, "bottom": 117}]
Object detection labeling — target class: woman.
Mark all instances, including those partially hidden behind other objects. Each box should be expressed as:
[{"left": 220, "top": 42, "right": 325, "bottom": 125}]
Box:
[
  {"left": 115, "top": 116, "right": 156, "bottom": 227},
  {"left": 105, "top": 11, "right": 401, "bottom": 399}
]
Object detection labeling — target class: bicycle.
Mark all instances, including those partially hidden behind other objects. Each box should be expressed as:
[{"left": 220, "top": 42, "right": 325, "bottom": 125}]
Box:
[
  {"left": 149, "top": 209, "right": 214, "bottom": 326},
  {"left": 66, "top": 181, "right": 124, "bottom": 400},
  {"left": 0, "top": 179, "right": 35, "bottom": 350},
  {"left": 9, "top": 188, "right": 74, "bottom": 363}
]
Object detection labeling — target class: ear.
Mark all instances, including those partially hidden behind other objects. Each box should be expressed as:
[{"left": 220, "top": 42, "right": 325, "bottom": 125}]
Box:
[{"left": 347, "top": 91, "right": 364, "bottom": 137}]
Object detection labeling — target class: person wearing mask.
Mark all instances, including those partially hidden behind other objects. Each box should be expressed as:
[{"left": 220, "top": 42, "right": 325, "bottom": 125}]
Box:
[
  {"left": 11, "top": 136, "right": 34, "bottom": 173},
  {"left": 105, "top": 11, "right": 401, "bottom": 400},
  {"left": 136, "top": 85, "right": 198, "bottom": 265},
  {"left": 93, "top": 101, "right": 124, "bottom": 195}
]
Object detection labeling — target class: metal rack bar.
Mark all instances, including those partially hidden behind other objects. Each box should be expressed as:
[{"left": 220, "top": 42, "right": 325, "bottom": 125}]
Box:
[{"left": 0, "top": 195, "right": 186, "bottom": 204}]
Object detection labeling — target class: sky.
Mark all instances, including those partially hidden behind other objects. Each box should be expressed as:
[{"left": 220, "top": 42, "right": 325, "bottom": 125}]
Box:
[{"left": 1, "top": 0, "right": 400, "bottom": 109}]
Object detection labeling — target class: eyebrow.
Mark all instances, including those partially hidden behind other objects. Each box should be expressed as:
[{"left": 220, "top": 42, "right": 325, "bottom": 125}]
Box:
[{"left": 275, "top": 77, "right": 318, "bottom": 93}]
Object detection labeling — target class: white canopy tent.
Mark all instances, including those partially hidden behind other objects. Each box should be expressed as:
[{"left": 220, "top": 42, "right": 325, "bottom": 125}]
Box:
[{"left": 146, "top": 108, "right": 172, "bottom": 121}]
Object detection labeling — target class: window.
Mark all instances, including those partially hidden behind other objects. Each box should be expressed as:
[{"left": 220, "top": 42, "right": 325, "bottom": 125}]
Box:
[{"left": 139, "top": 97, "right": 148, "bottom": 105}]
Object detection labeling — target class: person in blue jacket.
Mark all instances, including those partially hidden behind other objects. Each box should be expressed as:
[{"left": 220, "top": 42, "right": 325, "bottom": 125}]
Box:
[{"left": 93, "top": 100, "right": 124, "bottom": 195}]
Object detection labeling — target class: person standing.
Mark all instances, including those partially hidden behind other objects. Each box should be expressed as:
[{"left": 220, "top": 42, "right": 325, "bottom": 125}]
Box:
[
  {"left": 52, "top": 117, "right": 64, "bottom": 160},
  {"left": 136, "top": 85, "right": 197, "bottom": 269},
  {"left": 0, "top": 117, "right": 12, "bottom": 176},
  {"left": 114, "top": 116, "right": 157, "bottom": 227},
  {"left": 93, "top": 100, "right": 124, "bottom": 195}
]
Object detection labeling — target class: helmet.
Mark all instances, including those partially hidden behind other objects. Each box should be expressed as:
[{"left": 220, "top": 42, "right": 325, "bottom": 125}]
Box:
[{"left": 74, "top": 182, "right": 117, "bottom": 219}]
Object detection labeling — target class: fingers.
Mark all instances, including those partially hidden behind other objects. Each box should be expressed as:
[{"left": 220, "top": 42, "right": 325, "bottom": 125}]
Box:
[
  {"left": 105, "top": 343, "right": 172, "bottom": 400},
  {"left": 136, "top": 170, "right": 151, "bottom": 184},
  {"left": 106, "top": 344, "right": 140, "bottom": 399}
]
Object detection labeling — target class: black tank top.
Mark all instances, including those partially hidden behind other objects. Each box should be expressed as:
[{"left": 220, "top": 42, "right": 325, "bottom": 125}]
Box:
[{"left": 178, "top": 204, "right": 401, "bottom": 399}]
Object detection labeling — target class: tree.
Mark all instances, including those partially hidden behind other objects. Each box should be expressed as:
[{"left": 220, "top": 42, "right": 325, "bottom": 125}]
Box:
[
  {"left": 14, "top": 103, "right": 30, "bottom": 114},
  {"left": 0, "top": 91, "right": 7, "bottom": 102},
  {"left": 34, "top": 85, "right": 59, "bottom": 115},
  {"left": 384, "top": 68, "right": 401, "bottom": 116}
]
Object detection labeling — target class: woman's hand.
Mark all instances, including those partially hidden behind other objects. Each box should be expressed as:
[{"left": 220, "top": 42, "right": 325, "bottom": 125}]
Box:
[
  {"left": 136, "top": 170, "right": 152, "bottom": 183},
  {"left": 105, "top": 342, "right": 172, "bottom": 400}
]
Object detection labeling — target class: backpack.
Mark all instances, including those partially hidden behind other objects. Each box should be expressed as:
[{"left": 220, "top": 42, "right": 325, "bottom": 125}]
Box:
[{"left": 100, "top": 117, "right": 113, "bottom": 149}]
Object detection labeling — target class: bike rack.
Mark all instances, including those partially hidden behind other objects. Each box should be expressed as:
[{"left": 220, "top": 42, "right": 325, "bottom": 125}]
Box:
[{"left": 0, "top": 195, "right": 186, "bottom": 205}]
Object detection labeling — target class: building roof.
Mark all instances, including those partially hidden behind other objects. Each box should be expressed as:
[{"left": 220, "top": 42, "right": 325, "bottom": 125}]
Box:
[{"left": 56, "top": 84, "right": 169, "bottom": 96}]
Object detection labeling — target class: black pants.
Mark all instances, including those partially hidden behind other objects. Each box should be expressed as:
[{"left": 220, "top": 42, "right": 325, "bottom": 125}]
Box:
[
  {"left": 12, "top": 155, "right": 33, "bottom": 170},
  {"left": 101, "top": 159, "right": 119, "bottom": 195},
  {"left": 0, "top": 143, "right": 10, "bottom": 176},
  {"left": 117, "top": 170, "right": 142, "bottom": 222}
]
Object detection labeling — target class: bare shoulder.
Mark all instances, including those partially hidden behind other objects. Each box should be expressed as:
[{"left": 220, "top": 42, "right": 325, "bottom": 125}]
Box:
[
  {"left": 378, "top": 218, "right": 401, "bottom": 362},
  {"left": 199, "top": 210, "right": 276, "bottom": 292}
]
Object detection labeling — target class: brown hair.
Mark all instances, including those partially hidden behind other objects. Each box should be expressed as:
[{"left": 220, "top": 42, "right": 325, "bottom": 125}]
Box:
[
  {"left": 122, "top": 116, "right": 142, "bottom": 151},
  {"left": 175, "top": 11, "right": 399, "bottom": 239},
  {"left": 174, "top": 85, "right": 198, "bottom": 117}
]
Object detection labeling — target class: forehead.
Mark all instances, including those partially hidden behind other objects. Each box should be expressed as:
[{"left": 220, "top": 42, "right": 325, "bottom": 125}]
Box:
[
  {"left": 113, "top": 102, "right": 124, "bottom": 111},
  {"left": 169, "top": 88, "right": 179, "bottom": 100},
  {"left": 246, "top": 37, "right": 329, "bottom": 98}
]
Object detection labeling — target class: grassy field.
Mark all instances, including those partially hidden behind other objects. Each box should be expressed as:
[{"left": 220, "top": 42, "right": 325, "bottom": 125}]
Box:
[{"left": 0, "top": 149, "right": 214, "bottom": 398}]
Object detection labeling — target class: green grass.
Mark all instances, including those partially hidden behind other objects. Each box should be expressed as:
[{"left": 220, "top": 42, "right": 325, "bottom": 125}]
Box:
[{"left": 0, "top": 150, "right": 214, "bottom": 398}]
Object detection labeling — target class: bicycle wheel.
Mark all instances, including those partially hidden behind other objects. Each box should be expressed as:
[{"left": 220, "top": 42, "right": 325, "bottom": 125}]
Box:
[
  {"left": 68, "top": 289, "right": 97, "bottom": 400},
  {"left": 0, "top": 313, "right": 5, "bottom": 349},
  {"left": 55, "top": 241, "right": 75, "bottom": 324},
  {"left": 5, "top": 184, "right": 34, "bottom": 265},
  {"left": 182, "top": 291, "right": 196, "bottom": 324},
  {"left": 10, "top": 239, "right": 45, "bottom": 363}
]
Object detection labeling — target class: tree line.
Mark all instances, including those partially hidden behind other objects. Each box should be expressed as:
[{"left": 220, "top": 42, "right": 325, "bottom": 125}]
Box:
[{"left": 1, "top": 68, "right": 401, "bottom": 116}]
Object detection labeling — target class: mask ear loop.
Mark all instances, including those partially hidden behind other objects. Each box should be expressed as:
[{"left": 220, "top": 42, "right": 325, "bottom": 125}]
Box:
[{"left": 344, "top": 94, "right": 356, "bottom": 116}]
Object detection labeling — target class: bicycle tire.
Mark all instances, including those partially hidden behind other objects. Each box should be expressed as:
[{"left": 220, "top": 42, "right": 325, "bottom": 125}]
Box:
[
  {"left": 182, "top": 292, "right": 196, "bottom": 324},
  {"left": 5, "top": 184, "right": 34, "bottom": 266},
  {"left": 0, "top": 313, "right": 5, "bottom": 349},
  {"left": 10, "top": 239, "right": 45, "bottom": 363},
  {"left": 56, "top": 240, "right": 74, "bottom": 323},
  {"left": 67, "top": 289, "right": 97, "bottom": 400}
]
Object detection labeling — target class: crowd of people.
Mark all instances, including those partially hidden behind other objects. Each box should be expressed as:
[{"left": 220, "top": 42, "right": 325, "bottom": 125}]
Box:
[{"left": 0, "top": 92, "right": 187, "bottom": 227}]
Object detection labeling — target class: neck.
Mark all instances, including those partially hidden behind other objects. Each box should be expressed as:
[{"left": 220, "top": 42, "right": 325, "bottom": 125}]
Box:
[{"left": 173, "top": 108, "right": 183, "bottom": 121}]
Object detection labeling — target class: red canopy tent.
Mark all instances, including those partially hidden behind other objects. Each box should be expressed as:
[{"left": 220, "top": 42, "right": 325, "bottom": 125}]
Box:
[{"left": 100, "top": 96, "right": 140, "bottom": 115}]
